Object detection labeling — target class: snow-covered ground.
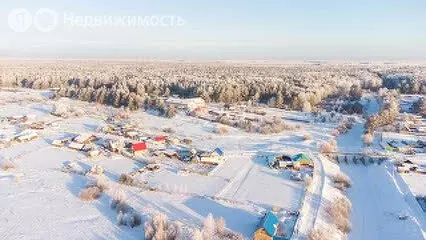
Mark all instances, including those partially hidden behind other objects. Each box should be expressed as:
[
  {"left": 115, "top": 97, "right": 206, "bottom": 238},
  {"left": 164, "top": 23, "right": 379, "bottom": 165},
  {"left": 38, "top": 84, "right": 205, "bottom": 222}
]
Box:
[
  {"left": 1, "top": 89, "right": 424, "bottom": 239},
  {"left": 0, "top": 89, "right": 333, "bottom": 239},
  {"left": 336, "top": 97, "right": 426, "bottom": 240}
]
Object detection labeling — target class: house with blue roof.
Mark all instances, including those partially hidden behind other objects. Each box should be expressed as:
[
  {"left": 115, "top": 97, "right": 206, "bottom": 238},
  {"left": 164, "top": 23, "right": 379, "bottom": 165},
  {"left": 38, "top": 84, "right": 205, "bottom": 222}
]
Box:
[
  {"left": 254, "top": 212, "right": 288, "bottom": 240},
  {"left": 292, "top": 153, "right": 312, "bottom": 166},
  {"left": 198, "top": 147, "right": 225, "bottom": 165}
]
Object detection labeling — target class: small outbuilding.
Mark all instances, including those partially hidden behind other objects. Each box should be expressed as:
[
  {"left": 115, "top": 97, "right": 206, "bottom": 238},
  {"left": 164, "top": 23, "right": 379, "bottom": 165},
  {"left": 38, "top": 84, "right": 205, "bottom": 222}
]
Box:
[
  {"left": 132, "top": 142, "right": 147, "bottom": 155},
  {"left": 154, "top": 136, "right": 166, "bottom": 142}
]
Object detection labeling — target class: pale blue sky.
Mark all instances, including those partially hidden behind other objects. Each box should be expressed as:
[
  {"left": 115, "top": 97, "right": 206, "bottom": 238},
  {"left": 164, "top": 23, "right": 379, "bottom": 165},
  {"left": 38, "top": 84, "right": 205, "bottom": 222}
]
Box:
[{"left": 1, "top": 0, "right": 425, "bottom": 60}]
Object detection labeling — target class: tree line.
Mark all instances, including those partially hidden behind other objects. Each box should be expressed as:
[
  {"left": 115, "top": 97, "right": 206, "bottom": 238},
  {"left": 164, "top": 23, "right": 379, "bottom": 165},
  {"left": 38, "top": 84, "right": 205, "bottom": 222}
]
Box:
[{"left": 0, "top": 61, "right": 424, "bottom": 112}]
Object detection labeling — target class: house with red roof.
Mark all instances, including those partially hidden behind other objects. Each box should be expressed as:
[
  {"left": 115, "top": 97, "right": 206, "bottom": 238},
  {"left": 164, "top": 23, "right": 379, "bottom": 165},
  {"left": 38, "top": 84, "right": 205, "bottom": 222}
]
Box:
[
  {"left": 132, "top": 142, "right": 147, "bottom": 155},
  {"left": 154, "top": 136, "right": 166, "bottom": 142}
]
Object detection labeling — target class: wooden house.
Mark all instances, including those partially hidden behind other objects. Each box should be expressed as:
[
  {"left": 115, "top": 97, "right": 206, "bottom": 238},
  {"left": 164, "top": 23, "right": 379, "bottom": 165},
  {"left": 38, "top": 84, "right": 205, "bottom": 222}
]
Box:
[{"left": 198, "top": 148, "right": 225, "bottom": 165}]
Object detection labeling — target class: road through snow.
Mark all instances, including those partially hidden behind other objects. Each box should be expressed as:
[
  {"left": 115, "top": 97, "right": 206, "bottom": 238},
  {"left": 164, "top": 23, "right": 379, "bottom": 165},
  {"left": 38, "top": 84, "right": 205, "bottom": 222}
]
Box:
[{"left": 337, "top": 97, "right": 425, "bottom": 240}]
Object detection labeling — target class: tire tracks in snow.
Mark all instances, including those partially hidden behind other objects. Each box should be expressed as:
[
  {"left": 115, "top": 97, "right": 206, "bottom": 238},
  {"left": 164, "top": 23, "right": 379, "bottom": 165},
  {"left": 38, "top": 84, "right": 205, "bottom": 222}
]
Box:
[
  {"left": 214, "top": 157, "right": 255, "bottom": 199},
  {"left": 292, "top": 154, "right": 325, "bottom": 239}
]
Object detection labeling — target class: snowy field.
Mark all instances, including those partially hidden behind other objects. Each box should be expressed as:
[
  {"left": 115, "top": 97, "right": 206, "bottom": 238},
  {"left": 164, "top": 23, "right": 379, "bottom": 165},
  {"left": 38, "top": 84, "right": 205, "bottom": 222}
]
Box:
[
  {"left": 335, "top": 99, "right": 426, "bottom": 240},
  {"left": 1, "top": 89, "right": 425, "bottom": 239},
  {"left": 0, "top": 89, "right": 332, "bottom": 239}
]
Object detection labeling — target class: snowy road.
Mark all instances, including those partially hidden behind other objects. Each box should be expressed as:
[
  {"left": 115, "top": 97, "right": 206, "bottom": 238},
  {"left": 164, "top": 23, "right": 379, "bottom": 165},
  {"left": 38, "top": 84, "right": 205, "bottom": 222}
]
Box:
[
  {"left": 337, "top": 96, "right": 425, "bottom": 240},
  {"left": 340, "top": 164, "right": 425, "bottom": 240}
]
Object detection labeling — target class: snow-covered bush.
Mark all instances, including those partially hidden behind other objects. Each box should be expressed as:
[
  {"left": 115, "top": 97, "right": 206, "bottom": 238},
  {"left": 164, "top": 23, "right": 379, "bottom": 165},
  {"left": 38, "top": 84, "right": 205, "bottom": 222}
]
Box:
[
  {"left": 302, "top": 134, "right": 313, "bottom": 141},
  {"left": 0, "top": 158, "right": 17, "bottom": 171},
  {"left": 118, "top": 173, "right": 134, "bottom": 186},
  {"left": 307, "top": 228, "right": 332, "bottom": 240},
  {"left": 89, "top": 164, "right": 105, "bottom": 175},
  {"left": 117, "top": 211, "right": 142, "bottom": 228},
  {"left": 144, "top": 213, "right": 182, "bottom": 240},
  {"left": 79, "top": 185, "right": 102, "bottom": 201},
  {"left": 191, "top": 229, "right": 203, "bottom": 240},
  {"left": 201, "top": 213, "right": 243, "bottom": 240},
  {"left": 326, "top": 196, "right": 352, "bottom": 233},
  {"left": 94, "top": 176, "right": 109, "bottom": 192},
  {"left": 162, "top": 127, "right": 175, "bottom": 133},
  {"left": 304, "top": 176, "right": 313, "bottom": 191},
  {"left": 362, "top": 133, "right": 374, "bottom": 146},
  {"left": 320, "top": 139, "right": 337, "bottom": 155},
  {"left": 214, "top": 125, "right": 229, "bottom": 135},
  {"left": 332, "top": 173, "right": 352, "bottom": 188},
  {"left": 62, "top": 161, "right": 86, "bottom": 175},
  {"left": 51, "top": 103, "right": 68, "bottom": 117},
  {"left": 112, "top": 187, "right": 126, "bottom": 203}
]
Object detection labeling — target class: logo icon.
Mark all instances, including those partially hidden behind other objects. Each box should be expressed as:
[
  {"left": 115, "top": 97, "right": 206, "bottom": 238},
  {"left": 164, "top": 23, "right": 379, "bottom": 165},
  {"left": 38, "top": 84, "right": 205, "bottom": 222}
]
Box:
[
  {"left": 8, "top": 8, "right": 33, "bottom": 33},
  {"left": 8, "top": 8, "right": 58, "bottom": 33},
  {"left": 34, "top": 8, "right": 58, "bottom": 32}
]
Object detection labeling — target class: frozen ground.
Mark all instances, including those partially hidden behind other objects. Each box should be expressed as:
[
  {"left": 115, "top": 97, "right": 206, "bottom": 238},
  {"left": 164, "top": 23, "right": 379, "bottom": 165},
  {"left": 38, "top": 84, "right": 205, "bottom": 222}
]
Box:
[
  {"left": 336, "top": 98, "right": 426, "bottom": 240},
  {"left": 1, "top": 89, "right": 424, "bottom": 239},
  {"left": 0, "top": 89, "right": 331, "bottom": 239}
]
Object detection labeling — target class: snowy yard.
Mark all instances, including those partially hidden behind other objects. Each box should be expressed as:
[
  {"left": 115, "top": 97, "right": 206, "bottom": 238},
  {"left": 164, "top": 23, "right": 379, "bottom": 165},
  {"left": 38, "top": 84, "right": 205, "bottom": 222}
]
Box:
[{"left": 0, "top": 89, "right": 327, "bottom": 239}]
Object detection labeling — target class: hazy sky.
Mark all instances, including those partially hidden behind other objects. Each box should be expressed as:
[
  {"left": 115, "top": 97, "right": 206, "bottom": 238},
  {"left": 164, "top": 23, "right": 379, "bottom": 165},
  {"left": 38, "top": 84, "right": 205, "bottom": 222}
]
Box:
[{"left": 1, "top": 0, "right": 426, "bottom": 60}]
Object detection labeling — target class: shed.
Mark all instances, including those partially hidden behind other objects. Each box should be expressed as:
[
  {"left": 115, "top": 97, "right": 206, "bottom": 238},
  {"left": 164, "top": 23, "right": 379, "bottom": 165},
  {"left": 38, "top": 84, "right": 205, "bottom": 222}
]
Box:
[
  {"left": 397, "top": 166, "right": 410, "bottom": 174},
  {"left": 154, "top": 136, "right": 166, "bottom": 142},
  {"left": 132, "top": 142, "right": 147, "bottom": 154}
]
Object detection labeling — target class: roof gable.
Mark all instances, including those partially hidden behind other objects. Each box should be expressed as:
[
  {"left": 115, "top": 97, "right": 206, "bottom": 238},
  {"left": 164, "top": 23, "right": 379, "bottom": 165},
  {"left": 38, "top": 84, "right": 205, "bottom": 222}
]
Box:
[
  {"left": 261, "top": 212, "right": 279, "bottom": 237},
  {"left": 132, "top": 142, "right": 147, "bottom": 151},
  {"left": 213, "top": 148, "right": 224, "bottom": 156}
]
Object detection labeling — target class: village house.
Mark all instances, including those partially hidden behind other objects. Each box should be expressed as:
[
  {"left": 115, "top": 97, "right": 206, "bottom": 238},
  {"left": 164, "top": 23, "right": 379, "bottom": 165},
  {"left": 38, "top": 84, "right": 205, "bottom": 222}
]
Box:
[
  {"left": 29, "top": 122, "right": 45, "bottom": 130},
  {"left": 388, "top": 141, "right": 414, "bottom": 153},
  {"left": 166, "top": 97, "right": 207, "bottom": 111},
  {"left": 68, "top": 142, "right": 84, "bottom": 151},
  {"left": 106, "top": 139, "right": 124, "bottom": 153},
  {"left": 132, "top": 142, "right": 147, "bottom": 155},
  {"left": 267, "top": 154, "right": 293, "bottom": 169},
  {"left": 267, "top": 153, "right": 312, "bottom": 170},
  {"left": 15, "top": 131, "right": 39, "bottom": 142},
  {"left": 254, "top": 212, "right": 286, "bottom": 240},
  {"left": 73, "top": 133, "right": 95, "bottom": 144},
  {"left": 51, "top": 139, "right": 64, "bottom": 147},
  {"left": 177, "top": 148, "right": 198, "bottom": 162},
  {"left": 87, "top": 149, "right": 101, "bottom": 157},
  {"left": 198, "top": 148, "right": 225, "bottom": 165},
  {"left": 292, "top": 153, "right": 313, "bottom": 166},
  {"left": 166, "top": 138, "right": 180, "bottom": 145}
]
